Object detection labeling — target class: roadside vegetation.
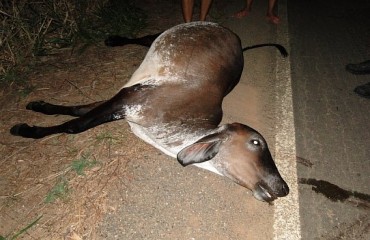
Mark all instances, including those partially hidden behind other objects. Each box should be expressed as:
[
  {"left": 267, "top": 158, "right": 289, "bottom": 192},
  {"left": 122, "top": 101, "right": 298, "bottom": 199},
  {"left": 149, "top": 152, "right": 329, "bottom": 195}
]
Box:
[{"left": 0, "top": 0, "right": 147, "bottom": 86}]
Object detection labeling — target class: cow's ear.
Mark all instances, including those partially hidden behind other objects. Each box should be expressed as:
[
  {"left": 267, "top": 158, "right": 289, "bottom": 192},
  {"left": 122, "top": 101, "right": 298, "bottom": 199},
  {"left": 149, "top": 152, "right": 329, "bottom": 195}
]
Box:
[{"left": 177, "top": 140, "right": 221, "bottom": 166}]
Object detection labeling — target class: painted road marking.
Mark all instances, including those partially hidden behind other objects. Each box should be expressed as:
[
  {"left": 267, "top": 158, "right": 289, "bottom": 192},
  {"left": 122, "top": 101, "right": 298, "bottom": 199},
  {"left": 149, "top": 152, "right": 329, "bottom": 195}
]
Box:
[{"left": 273, "top": 0, "right": 301, "bottom": 239}]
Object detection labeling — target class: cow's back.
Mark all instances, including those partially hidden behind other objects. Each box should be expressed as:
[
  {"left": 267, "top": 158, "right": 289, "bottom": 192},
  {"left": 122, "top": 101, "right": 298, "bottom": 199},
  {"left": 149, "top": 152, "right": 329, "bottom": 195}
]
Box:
[{"left": 124, "top": 22, "right": 244, "bottom": 94}]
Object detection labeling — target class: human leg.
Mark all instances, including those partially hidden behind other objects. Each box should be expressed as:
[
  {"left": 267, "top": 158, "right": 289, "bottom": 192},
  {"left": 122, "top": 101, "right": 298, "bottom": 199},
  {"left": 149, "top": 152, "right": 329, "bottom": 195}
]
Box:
[
  {"left": 199, "top": 0, "right": 213, "bottom": 21},
  {"left": 266, "top": 0, "right": 280, "bottom": 24},
  {"left": 182, "top": 0, "right": 195, "bottom": 22},
  {"left": 233, "top": 0, "right": 253, "bottom": 18}
]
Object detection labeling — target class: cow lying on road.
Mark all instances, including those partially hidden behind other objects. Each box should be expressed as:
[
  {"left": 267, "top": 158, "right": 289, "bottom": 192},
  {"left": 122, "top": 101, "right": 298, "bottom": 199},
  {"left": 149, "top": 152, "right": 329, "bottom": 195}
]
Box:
[{"left": 11, "top": 22, "right": 289, "bottom": 202}]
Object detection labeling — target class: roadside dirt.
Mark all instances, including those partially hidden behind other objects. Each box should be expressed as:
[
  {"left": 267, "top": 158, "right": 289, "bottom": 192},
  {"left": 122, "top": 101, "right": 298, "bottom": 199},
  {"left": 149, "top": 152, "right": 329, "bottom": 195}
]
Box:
[
  {"left": 0, "top": 37, "right": 148, "bottom": 238},
  {"left": 1, "top": 0, "right": 279, "bottom": 239}
]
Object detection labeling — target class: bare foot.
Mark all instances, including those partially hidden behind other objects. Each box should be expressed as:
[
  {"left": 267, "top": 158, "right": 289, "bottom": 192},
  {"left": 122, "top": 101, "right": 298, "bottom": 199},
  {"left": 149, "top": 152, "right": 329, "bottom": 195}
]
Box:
[
  {"left": 266, "top": 15, "right": 280, "bottom": 24},
  {"left": 233, "top": 9, "right": 250, "bottom": 18}
]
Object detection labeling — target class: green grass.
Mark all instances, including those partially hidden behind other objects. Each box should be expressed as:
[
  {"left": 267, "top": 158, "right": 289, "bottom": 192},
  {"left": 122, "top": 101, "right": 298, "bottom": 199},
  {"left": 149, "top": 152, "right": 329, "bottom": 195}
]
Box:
[
  {"left": 95, "top": 131, "right": 117, "bottom": 143},
  {"left": 0, "top": 215, "right": 42, "bottom": 240},
  {"left": 0, "top": 69, "right": 20, "bottom": 85},
  {"left": 45, "top": 177, "right": 69, "bottom": 203},
  {"left": 44, "top": 152, "right": 100, "bottom": 203},
  {"left": 71, "top": 154, "right": 98, "bottom": 175},
  {"left": 17, "top": 84, "right": 36, "bottom": 98}
]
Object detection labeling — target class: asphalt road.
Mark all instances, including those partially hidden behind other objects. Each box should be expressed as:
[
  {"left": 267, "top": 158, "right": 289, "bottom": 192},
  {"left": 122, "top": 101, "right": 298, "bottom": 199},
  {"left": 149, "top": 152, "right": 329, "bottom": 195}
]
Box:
[{"left": 288, "top": 0, "right": 370, "bottom": 239}]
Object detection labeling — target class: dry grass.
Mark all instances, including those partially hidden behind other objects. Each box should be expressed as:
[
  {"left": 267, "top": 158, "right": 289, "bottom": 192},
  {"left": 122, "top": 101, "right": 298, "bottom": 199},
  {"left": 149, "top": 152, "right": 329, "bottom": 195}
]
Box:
[{"left": 0, "top": 0, "right": 147, "bottom": 85}]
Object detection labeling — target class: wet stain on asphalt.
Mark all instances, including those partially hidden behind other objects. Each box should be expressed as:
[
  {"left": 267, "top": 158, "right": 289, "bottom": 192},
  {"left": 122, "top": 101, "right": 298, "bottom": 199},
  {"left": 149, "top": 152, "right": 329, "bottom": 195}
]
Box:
[
  {"left": 299, "top": 178, "right": 370, "bottom": 209},
  {"left": 296, "top": 156, "right": 314, "bottom": 167}
]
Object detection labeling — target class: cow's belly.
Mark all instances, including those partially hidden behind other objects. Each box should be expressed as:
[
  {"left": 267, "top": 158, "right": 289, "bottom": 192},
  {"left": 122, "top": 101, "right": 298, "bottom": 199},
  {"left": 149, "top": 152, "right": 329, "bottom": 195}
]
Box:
[
  {"left": 127, "top": 121, "right": 222, "bottom": 175},
  {"left": 128, "top": 121, "right": 178, "bottom": 158}
]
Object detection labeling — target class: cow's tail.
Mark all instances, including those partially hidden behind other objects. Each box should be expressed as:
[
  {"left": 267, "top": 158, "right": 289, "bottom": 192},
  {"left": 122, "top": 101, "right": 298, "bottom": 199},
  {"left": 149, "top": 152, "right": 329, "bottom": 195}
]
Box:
[{"left": 242, "top": 44, "right": 288, "bottom": 57}]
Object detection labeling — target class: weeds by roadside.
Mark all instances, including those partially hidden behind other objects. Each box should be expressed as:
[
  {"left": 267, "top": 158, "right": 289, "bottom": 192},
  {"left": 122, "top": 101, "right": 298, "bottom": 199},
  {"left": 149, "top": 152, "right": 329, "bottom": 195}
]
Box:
[
  {"left": 45, "top": 177, "right": 69, "bottom": 203},
  {"left": 70, "top": 153, "right": 98, "bottom": 176},
  {"left": 0, "top": 0, "right": 147, "bottom": 86},
  {"left": 0, "top": 215, "right": 42, "bottom": 240}
]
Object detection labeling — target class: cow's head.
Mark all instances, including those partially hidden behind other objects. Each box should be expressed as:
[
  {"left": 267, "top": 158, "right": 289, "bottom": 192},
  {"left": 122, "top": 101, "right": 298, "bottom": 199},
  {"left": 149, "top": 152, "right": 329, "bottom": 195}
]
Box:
[{"left": 177, "top": 123, "right": 289, "bottom": 202}]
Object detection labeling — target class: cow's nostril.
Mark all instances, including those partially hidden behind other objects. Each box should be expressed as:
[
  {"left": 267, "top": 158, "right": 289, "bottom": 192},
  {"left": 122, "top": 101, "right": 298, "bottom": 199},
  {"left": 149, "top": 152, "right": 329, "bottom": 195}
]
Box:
[
  {"left": 273, "top": 180, "right": 289, "bottom": 197},
  {"left": 280, "top": 182, "right": 289, "bottom": 196}
]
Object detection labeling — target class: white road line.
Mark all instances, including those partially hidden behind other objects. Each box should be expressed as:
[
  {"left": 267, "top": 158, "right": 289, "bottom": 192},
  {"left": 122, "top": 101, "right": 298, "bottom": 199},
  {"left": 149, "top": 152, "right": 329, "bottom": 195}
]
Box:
[{"left": 273, "top": 0, "right": 302, "bottom": 239}]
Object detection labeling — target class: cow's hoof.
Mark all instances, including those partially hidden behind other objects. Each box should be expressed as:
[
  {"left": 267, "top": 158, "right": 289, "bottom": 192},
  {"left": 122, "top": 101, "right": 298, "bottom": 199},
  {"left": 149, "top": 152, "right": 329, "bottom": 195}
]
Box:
[
  {"left": 10, "top": 123, "right": 43, "bottom": 139},
  {"left": 10, "top": 123, "right": 30, "bottom": 136},
  {"left": 26, "top": 101, "right": 46, "bottom": 111}
]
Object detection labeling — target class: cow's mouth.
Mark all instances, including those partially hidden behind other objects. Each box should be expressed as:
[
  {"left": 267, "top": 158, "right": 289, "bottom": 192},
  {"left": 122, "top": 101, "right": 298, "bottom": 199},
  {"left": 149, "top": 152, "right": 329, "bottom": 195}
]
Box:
[
  {"left": 253, "top": 182, "right": 278, "bottom": 202},
  {"left": 252, "top": 179, "right": 290, "bottom": 202}
]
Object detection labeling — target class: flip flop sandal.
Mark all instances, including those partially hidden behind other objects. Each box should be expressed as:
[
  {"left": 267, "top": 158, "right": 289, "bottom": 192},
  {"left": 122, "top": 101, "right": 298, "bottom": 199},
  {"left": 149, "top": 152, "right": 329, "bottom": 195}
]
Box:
[
  {"left": 354, "top": 82, "right": 370, "bottom": 99},
  {"left": 345, "top": 60, "right": 370, "bottom": 75}
]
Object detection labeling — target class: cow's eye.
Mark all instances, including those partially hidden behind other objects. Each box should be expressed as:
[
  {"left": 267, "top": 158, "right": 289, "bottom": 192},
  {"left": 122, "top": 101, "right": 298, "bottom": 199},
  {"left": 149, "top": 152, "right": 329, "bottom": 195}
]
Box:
[{"left": 251, "top": 139, "right": 260, "bottom": 146}]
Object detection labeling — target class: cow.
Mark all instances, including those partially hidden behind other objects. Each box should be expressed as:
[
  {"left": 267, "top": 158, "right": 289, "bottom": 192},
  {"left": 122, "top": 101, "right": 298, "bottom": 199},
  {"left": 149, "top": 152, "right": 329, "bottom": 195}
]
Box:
[{"left": 10, "top": 22, "right": 289, "bottom": 202}]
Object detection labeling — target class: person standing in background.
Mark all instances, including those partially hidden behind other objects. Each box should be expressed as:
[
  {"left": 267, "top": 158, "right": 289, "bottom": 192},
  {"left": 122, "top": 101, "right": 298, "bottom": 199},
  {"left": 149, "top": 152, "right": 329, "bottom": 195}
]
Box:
[
  {"left": 181, "top": 0, "right": 213, "bottom": 22},
  {"left": 234, "top": 0, "right": 280, "bottom": 24}
]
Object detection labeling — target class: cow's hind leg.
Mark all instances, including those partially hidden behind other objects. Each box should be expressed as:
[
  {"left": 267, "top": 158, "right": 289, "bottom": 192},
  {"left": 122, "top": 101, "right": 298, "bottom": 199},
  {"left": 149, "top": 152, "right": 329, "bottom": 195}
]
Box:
[
  {"left": 26, "top": 100, "right": 106, "bottom": 117},
  {"left": 10, "top": 98, "right": 125, "bottom": 139},
  {"left": 10, "top": 83, "right": 149, "bottom": 139},
  {"left": 10, "top": 85, "right": 138, "bottom": 139}
]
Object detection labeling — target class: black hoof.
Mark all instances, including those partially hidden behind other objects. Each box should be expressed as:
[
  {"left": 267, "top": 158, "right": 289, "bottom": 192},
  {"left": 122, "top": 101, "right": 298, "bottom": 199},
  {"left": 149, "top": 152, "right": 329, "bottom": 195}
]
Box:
[
  {"left": 26, "top": 101, "right": 46, "bottom": 111},
  {"left": 10, "top": 123, "right": 43, "bottom": 139},
  {"left": 10, "top": 123, "right": 30, "bottom": 136}
]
